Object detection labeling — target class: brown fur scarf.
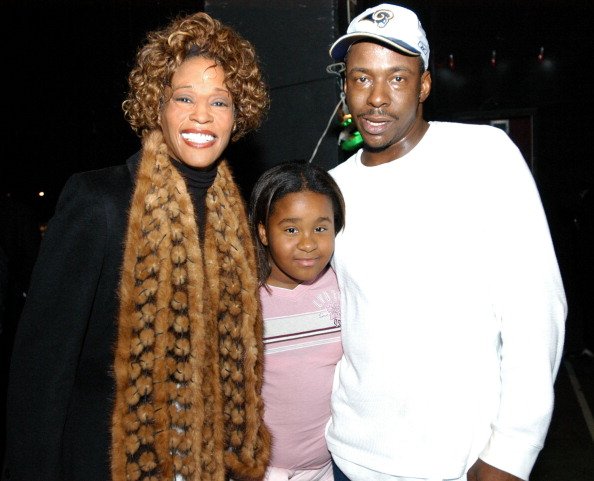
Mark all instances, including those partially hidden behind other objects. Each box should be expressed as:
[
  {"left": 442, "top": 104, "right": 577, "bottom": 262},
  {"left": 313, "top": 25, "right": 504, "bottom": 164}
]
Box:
[{"left": 111, "top": 130, "right": 270, "bottom": 481}]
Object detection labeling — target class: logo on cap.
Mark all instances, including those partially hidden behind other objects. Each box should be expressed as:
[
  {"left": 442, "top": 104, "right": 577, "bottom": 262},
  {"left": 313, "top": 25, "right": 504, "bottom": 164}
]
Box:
[{"left": 364, "top": 9, "right": 394, "bottom": 28}]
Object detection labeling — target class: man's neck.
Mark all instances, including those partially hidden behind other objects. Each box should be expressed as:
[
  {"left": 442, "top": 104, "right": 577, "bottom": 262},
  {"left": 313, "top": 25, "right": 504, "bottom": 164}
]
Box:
[{"left": 361, "top": 119, "right": 430, "bottom": 167}]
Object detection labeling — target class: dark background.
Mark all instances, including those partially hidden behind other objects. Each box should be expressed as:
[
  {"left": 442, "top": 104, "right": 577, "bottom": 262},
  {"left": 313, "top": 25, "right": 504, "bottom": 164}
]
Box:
[
  {"left": 2, "top": 0, "right": 593, "bottom": 227},
  {"left": 4, "top": 0, "right": 592, "bottom": 343},
  {"left": 1, "top": 0, "right": 593, "bottom": 474}
]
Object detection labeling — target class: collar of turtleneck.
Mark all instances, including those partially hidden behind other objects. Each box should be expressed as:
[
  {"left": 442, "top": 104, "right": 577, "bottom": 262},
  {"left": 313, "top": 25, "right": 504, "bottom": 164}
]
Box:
[
  {"left": 171, "top": 158, "right": 218, "bottom": 232},
  {"left": 173, "top": 158, "right": 218, "bottom": 188}
]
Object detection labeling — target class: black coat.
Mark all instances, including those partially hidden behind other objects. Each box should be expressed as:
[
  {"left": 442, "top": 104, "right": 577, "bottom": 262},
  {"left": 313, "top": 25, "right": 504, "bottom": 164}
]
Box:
[{"left": 3, "top": 154, "right": 138, "bottom": 481}]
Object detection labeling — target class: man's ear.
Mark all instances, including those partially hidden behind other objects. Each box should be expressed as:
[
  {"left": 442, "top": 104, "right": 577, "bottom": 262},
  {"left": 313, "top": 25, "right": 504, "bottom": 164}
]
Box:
[
  {"left": 419, "top": 70, "right": 432, "bottom": 103},
  {"left": 258, "top": 222, "right": 268, "bottom": 246}
]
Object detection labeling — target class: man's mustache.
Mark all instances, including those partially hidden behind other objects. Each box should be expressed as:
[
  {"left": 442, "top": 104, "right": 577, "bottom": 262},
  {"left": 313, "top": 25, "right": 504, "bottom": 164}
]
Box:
[{"left": 357, "top": 109, "right": 398, "bottom": 119}]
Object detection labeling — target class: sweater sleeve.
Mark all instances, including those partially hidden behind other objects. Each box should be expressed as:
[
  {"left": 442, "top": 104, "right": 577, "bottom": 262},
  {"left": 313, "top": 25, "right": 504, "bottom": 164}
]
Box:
[
  {"left": 5, "top": 173, "right": 109, "bottom": 481},
  {"left": 479, "top": 129, "right": 566, "bottom": 480}
]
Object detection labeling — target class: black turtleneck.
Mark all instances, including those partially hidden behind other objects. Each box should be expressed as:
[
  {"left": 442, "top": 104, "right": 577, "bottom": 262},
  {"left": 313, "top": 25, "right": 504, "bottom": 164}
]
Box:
[{"left": 171, "top": 159, "right": 218, "bottom": 234}]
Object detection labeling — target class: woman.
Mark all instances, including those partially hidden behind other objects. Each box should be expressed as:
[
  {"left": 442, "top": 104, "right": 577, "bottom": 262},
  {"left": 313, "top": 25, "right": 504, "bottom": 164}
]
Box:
[{"left": 5, "top": 12, "right": 270, "bottom": 481}]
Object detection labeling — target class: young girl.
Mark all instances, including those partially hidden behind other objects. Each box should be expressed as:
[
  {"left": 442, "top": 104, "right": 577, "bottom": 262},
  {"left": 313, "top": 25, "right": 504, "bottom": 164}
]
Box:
[{"left": 249, "top": 161, "right": 346, "bottom": 481}]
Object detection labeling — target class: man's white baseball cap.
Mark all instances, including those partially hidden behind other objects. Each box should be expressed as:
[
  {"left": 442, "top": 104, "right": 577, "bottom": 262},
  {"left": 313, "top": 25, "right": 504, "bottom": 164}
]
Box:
[{"left": 329, "top": 3, "right": 430, "bottom": 70}]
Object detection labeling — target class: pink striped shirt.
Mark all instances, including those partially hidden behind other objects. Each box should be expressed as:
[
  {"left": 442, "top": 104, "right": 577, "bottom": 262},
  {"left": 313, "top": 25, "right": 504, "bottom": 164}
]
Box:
[{"left": 260, "top": 267, "right": 342, "bottom": 470}]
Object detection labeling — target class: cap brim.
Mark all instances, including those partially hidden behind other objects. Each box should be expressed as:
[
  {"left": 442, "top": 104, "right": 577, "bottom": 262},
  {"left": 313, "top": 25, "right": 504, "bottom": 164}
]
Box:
[{"left": 329, "top": 33, "right": 421, "bottom": 61}]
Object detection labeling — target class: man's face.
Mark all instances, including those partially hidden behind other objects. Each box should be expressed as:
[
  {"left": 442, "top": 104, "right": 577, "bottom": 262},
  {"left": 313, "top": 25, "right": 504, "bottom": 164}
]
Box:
[{"left": 344, "top": 41, "right": 431, "bottom": 161}]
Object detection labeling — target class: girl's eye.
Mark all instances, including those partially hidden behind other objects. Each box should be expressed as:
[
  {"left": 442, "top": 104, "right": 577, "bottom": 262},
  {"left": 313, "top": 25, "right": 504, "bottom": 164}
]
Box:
[
  {"left": 315, "top": 226, "right": 328, "bottom": 233},
  {"left": 212, "top": 100, "right": 230, "bottom": 107},
  {"left": 285, "top": 227, "right": 298, "bottom": 234}
]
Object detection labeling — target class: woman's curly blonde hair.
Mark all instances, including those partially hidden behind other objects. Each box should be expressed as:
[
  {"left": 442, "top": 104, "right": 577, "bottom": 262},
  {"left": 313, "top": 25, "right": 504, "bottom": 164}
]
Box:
[{"left": 123, "top": 12, "right": 269, "bottom": 142}]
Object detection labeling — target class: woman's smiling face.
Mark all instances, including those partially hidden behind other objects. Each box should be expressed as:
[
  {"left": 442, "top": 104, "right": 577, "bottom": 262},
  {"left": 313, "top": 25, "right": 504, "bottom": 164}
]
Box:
[{"left": 159, "top": 56, "right": 235, "bottom": 168}]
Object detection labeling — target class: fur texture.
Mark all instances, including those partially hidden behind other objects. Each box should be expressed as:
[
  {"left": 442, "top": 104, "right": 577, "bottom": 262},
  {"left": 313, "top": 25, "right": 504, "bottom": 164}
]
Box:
[{"left": 111, "top": 130, "right": 270, "bottom": 481}]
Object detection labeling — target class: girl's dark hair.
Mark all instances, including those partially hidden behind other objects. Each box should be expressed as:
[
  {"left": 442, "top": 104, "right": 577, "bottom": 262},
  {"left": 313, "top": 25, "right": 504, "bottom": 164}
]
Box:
[{"left": 249, "top": 161, "right": 346, "bottom": 286}]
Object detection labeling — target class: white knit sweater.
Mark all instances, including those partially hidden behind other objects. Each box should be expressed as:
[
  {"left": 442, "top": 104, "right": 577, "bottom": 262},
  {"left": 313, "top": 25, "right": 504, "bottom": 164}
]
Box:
[{"left": 326, "top": 121, "right": 566, "bottom": 480}]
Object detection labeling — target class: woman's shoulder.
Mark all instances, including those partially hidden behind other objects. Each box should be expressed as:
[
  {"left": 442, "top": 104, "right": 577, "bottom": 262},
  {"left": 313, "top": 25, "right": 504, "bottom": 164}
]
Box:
[
  {"left": 63, "top": 154, "right": 138, "bottom": 203},
  {"left": 73, "top": 161, "right": 134, "bottom": 193},
  {"left": 52, "top": 157, "right": 137, "bottom": 224}
]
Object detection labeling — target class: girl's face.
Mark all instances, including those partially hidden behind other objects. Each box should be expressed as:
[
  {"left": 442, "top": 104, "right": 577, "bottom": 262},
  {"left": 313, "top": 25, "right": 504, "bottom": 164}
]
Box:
[
  {"left": 159, "top": 56, "right": 235, "bottom": 168},
  {"left": 258, "top": 191, "right": 336, "bottom": 289}
]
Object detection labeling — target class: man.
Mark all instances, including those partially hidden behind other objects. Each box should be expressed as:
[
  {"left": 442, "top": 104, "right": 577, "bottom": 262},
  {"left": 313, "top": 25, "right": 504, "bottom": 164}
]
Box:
[{"left": 326, "top": 4, "right": 566, "bottom": 481}]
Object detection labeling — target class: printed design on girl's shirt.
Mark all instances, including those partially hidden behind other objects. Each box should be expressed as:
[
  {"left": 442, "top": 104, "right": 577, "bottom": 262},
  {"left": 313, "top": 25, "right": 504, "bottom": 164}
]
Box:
[
  {"left": 312, "top": 289, "right": 341, "bottom": 327},
  {"left": 264, "top": 288, "right": 341, "bottom": 354}
]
